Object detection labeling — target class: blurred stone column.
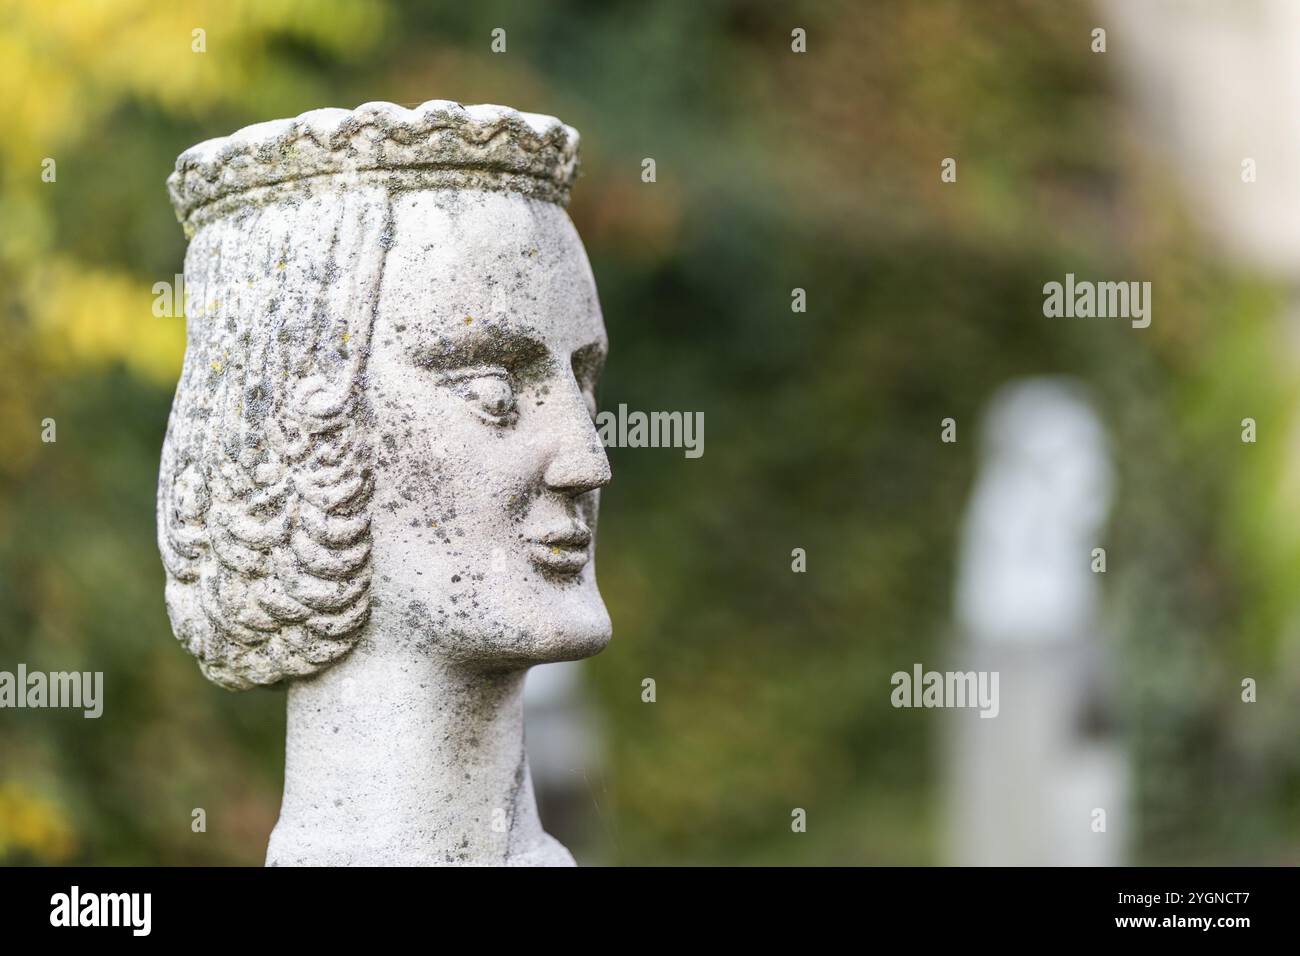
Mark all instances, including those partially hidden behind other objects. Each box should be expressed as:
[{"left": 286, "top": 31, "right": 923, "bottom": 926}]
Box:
[
  {"left": 1101, "top": 0, "right": 1300, "bottom": 357},
  {"left": 524, "top": 662, "right": 603, "bottom": 856},
  {"left": 1100, "top": 0, "right": 1300, "bottom": 277},
  {"left": 945, "top": 379, "right": 1127, "bottom": 865}
]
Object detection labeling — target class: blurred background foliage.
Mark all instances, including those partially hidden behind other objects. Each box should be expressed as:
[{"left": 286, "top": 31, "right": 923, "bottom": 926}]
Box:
[{"left": 1, "top": 0, "right": 1299, "bottom": 864}]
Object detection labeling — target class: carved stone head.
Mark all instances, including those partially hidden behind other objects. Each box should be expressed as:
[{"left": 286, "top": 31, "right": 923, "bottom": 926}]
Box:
[{"left": 159, "top": 101, "right": 612, "bottom": 690}]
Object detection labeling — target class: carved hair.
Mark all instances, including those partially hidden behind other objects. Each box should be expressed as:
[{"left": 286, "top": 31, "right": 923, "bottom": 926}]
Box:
[
  {"left": 158, "top": 188, "right": 389, "bottom": 689},
  {"left": 158, "top": 101, "right": 579, "bottom": 689}
]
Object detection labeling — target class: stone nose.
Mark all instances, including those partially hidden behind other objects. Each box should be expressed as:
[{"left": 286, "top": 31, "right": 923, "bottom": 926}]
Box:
[{"left": 541, "top": 380, "right": 611, "bottom": 497}]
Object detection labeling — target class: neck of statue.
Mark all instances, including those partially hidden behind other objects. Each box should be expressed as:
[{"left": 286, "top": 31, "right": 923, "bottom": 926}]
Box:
[{"left": 266, "top": 614, "right": 568, "bottom": 866}]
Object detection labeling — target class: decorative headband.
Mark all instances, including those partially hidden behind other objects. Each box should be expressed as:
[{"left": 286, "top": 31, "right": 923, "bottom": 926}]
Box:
[{"left": 167, "top": 99, "right": 581, "bottom": 229}]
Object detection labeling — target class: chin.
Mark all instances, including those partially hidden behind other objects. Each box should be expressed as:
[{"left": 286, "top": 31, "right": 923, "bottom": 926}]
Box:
[
  {"left": 524, "top": 590, "right": 613, "bottom": 664},
  {"left": 443, "top": 584, "right": 612, "bottom": 670}
]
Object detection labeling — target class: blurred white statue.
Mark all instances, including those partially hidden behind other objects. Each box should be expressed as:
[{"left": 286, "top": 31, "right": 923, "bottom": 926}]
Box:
[
  {"left": 955, "top": 378, "right": 1114, "bottom": 645},
  {"left": 946, "top": 378, "right": 1127, "bottom": 866}
]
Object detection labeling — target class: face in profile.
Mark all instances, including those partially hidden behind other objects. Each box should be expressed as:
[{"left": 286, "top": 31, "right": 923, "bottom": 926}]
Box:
[{"left": 366, "top": 189, "right": 612, "bottom": 666}]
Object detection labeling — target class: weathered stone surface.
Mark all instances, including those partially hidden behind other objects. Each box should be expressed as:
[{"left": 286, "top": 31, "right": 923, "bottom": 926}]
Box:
[{"left": 157, "top": 100, "right": 611, "bottom": 866}]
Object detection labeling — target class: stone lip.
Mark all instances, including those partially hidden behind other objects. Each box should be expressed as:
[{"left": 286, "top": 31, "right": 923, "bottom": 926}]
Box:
[{"left": 167, "top": 99, "right": 581, "bottom": 225}]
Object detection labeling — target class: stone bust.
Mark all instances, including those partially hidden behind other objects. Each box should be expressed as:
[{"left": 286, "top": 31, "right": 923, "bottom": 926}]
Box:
[{"left": 157, "top": 100, "right": 612, "bottom": 866}]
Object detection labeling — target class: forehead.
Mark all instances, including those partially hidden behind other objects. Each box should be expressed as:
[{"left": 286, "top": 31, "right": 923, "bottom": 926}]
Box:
[{"left": 377, "top": 189, "right": 605, "bottom": 356}]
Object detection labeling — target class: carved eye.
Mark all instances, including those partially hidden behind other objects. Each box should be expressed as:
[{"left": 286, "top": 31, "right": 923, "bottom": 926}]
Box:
[{"left": 454, "top": 372, "right": 518, "bottom": 425}]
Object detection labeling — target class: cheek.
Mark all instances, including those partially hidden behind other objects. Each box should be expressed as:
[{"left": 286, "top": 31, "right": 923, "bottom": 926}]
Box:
[
  {"left": 373, "top": 398, "right": 537, "bottom": 541},
  {"left": 368, "top": 357, "right": 557, "bottom": 536}
]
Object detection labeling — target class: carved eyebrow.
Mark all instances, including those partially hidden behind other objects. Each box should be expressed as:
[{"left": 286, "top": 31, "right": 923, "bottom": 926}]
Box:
[
  {"left": 410, "top": 321, "right": 548, "bottom": 372},
  {"left": 570, "top": 341, "right": 607, "bottom": 390}
]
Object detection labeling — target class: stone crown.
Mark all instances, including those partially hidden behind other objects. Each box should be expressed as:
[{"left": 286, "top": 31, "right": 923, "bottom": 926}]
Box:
[{"left": 167, "top": 99, "right": 581, "bottom": 226}]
